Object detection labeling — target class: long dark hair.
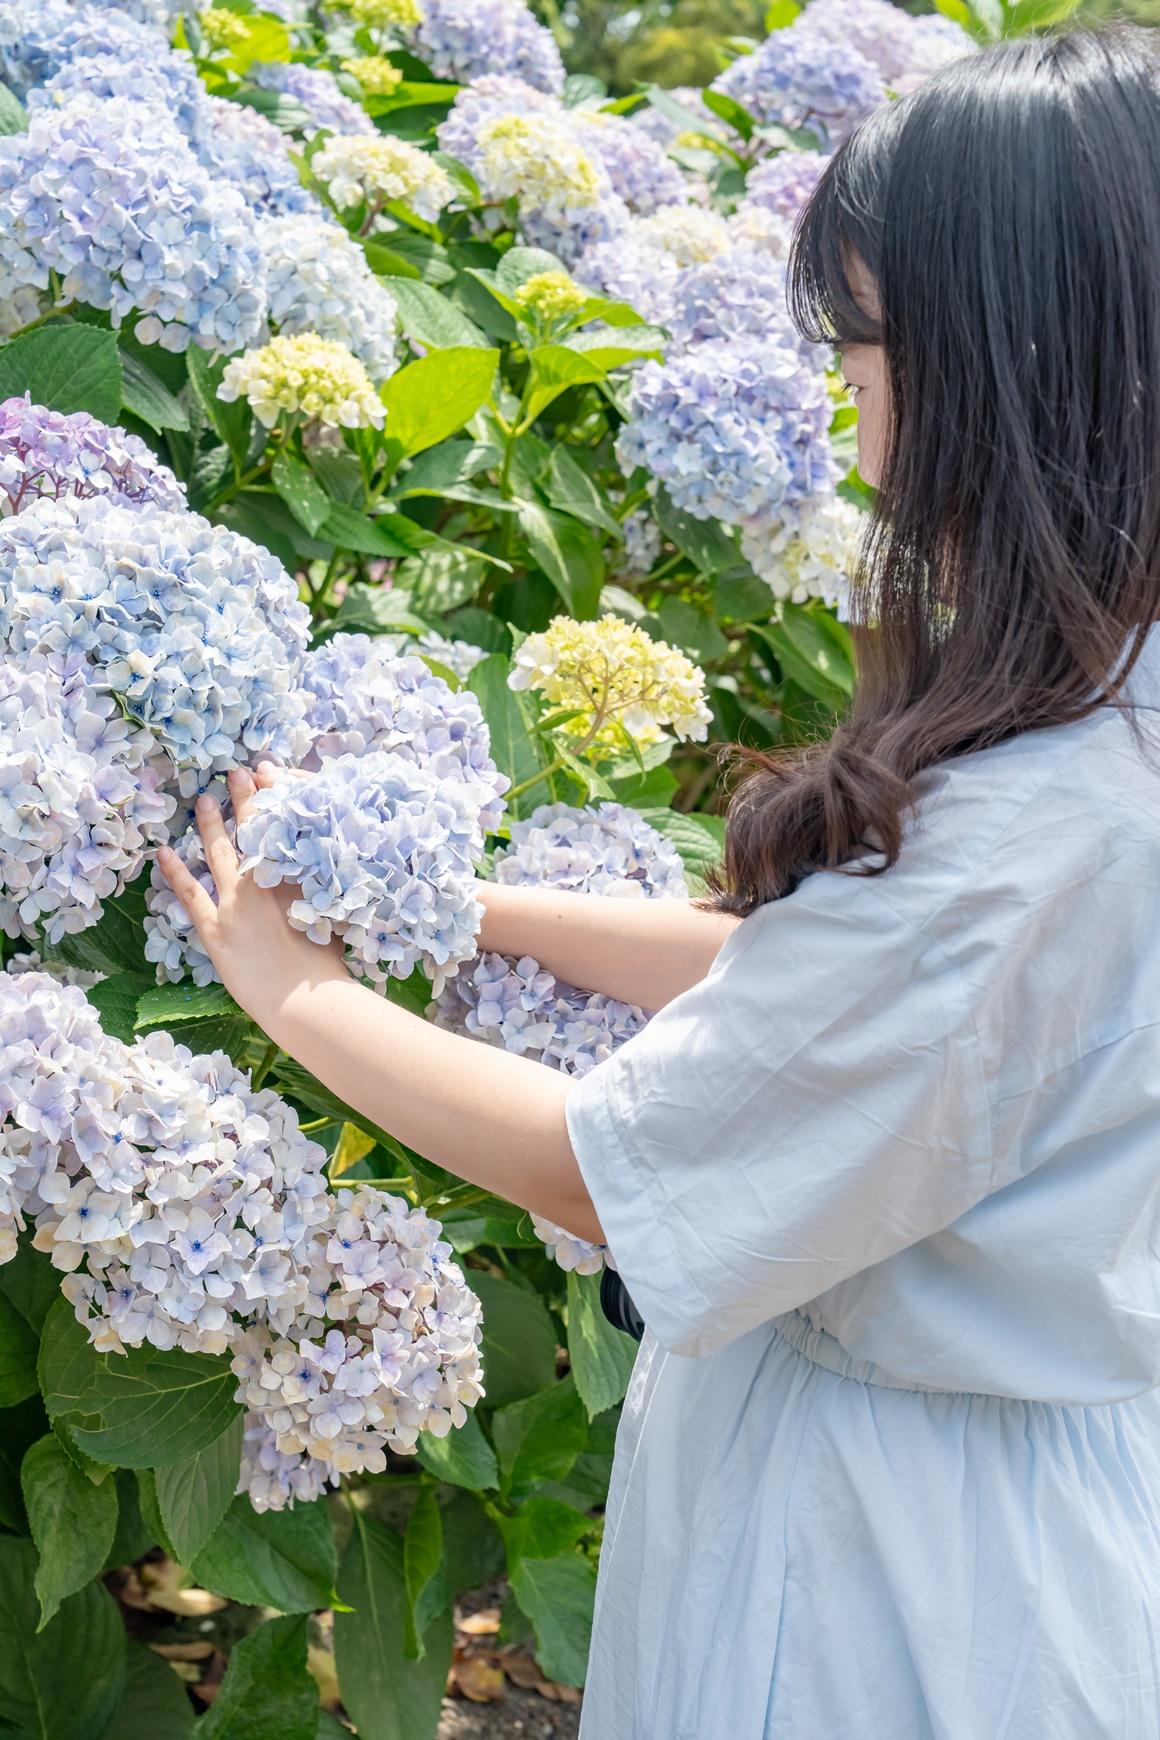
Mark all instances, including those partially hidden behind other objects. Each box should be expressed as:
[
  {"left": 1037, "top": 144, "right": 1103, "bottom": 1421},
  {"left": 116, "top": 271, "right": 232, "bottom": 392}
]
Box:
[{"left": 711, "top": 26, "right": 1160, "bottom": 915}]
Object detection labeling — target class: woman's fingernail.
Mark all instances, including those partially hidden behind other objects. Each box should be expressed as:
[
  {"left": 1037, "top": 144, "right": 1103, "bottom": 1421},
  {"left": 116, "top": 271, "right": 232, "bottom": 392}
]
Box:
[
  {"left": 196, "top": 794, "right": 214, "bottom": 813},
  {"left": 157, "top": 846, "right": 171, "bottom": 864}
]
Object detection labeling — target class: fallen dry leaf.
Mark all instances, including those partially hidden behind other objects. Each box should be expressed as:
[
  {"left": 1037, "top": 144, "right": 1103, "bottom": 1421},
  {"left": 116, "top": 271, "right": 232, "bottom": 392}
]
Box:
[
  {"left": 451, "top": 1657, "right": 506, "bottom": 1703},
  {"left": 500, "top": 1653, "right": 543, "bottom": 1689},
  {"left": 458, "top": 1609, "right": 501, "bottom": 1637},
  {"left": 150, "top": 1642, "right": 215, "bottom": 1663},
  {"left": 308, "top": 1644, "right": 343, "bottom": 1711},
  {"left": 136, "top": 1561, "right": 228, "bottom": 1617}
]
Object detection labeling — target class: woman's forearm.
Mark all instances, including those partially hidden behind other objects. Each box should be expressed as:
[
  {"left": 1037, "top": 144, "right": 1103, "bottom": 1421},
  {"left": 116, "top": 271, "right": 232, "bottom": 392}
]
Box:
[
  {"left": 262, "top": 970, "right": 603, "bottom": 1242},
  {"left": 477, "top": 883, "right": 739, "bottom": 1009}
]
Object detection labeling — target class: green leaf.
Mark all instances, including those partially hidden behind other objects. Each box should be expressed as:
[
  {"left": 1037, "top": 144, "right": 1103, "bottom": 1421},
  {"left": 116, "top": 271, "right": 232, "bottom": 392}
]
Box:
[
  {"left": 199, "top": 1616, "right": 318, "bottom": 1740},
  {"left": 509, "top": 1552, "right": 595, "bottom": 1688},
  {"left": 752, "top": 604, "right": 853, "bottom": 709},
  {"left": 0, "top": 1536, "right": 126, "bottom": 1739},
  {"left": 715, "top": 569, "right": 776, "bottom": 624},
  {"left": 564, "top": 324, "right": 665, "bottom": 370},
  {"left": 470, "top": 1270, "right": 557, "bottom": 1410},
  {"left": 492, "top": 1376, "right": 587, "bottom": 1501},
  {"left": 656, "top": 596, "right": 729, "bottom": 663},
  {"left": 0, "top": 1238, "right": 57, "bottom": 1337},
  {"left": 0, "top": 1289, "right": 38, "bottom": 1407},
  {"left": 764, "top": 0, "right": 800, "bottom": 24},
  {"left": 97, "top": 1642, "right": 194, "bottom": 1740},
  {"left": 272, "top": 450, "right": 333, "bottom": 537},
  {"left": 21, "top": 1435, "right": 118, "bottom": 1628},
  {"left": 402, "top": 1487, "right": 444, "bottom": 1660},
  {"left": 134, "top": 981, "right": 240, "bottom": 1030},
  {"left": 193, "top": 1493, "right": 341, "bottom": 1612},
  {"left": 543, "top": 448, "right": 621, "bottom": 538},
  {"left": 83, "top": 971, "right": 152, "bottom": 1044},
  {"left": 931, "top": 0, "right": 972, "bottom": 19},
  {"left": 222, "top": 11, "right": 291, "bottom": 73},
  {"left": 186, "top": 344, "right": 251, "bottom": 468},
  {"left": 655, "top": 491, "right": 740, "bottom": 576},
  {"left": 641, "top": 808, "right": 725, "bottom": 883},
  {"left": 0, "top": 78, "right": 26, "bottom": 135},
  {"left": 335, "top": 1512, "right": 454, "bottom": 1740},
  {"left": 565, "top": 1270, "right": 637, "bottom": 1420},
  {"left": 497, "top": 1497, "right": 589, "bottom": 1572},
  {"left": 415, "top": 1410, "right": 499, "bottom": 1490},
  {"left": 103, "top": 1470, "right": 155, "bottom": 1571},
  {"left": 0, "top": 1396, "right": 48, "bottom": 1533},
  {"left": 318, "top": 501, "right": 414, "bottom": 558},
  {"left": 0, "top": 325, "right": 122, "bottom": 422},
  {"left": 466, "top": 653, "right": 548, "bottom": 815},
  {"left": 55, "top": 874, "right": 149, "bottom": 977},
  {"left": 554, "top": 744, "right": 614, "bottom": 802},
  {"left": 495, "top": 247, "right": 567, "bottom": 293},
  {"left": 134, "top": 1470, "right": 175, "bottom": 1560},
  {"left": 39, "top": 1297, "right": 241, "bottom": 1468},
  {"left": 440, "top": 1492, "right": 505, "bottom": 1594},
  {"left": 515, "top": 501, "right": 603, "bottom": 619},
  {"left": 522, "top": 344, "right": 606, "bottom": 424},
  {"left": 363, "top": 235, "right": 456, "bottom": 287},
  {"left": 397, "top": 438, "right": 499, "bottom": 497},
  {"left": 118, "top": 348, "right": 189, "bottom": 432},
  {"left": 702, "top": 86, "right": 754, "bottom": 140},
  {"left": 388, "top": 279, "right": 489, "bottom": 348},
  {"left": 153, "top": 1413, "right": 243, "bottom": 1566},
  {"left": 381, "top": 347, "right": 498, "bottom": 462}
]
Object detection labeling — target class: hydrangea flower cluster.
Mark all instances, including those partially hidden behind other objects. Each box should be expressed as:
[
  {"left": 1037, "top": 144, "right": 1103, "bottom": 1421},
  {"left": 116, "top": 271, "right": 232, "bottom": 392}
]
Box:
[
  {"left": 0, "top": 971, "right": 484, "bottom": 1504},
  {"left": 740, "top": 149, "right": 827, "bottom": 224},
  {"left": 0, "top": 0, "right": 167, "bottom": 98},
  {"left": 231, "top": 1182, "right": 484, "bottom": 1504},
  {"left": 219, "top": 334, "right": 387, "bottom": 431},
  {"left": 199, "top": 6, "right": 250, "bottom": 50},
  {"left": 514, "top": 271, "right": 589, "bottom": 325},
  {"left": 386, "top": 630, "right": 488, "bottom": 684},
  {"left": 435, "top": 801, "right": 686, "bottom": 1272},
  {"left": 0, "top": 100, "right": 266, "bottom": 353},
  {"left": 617, "top": 338, "right": 837, "bottom": 529},
  {"left": 739, "top": 489, "right": 863, "bottom": 606},
  {"left": 337, "top": 0, "right": 422, "bottom": 29},
  {"left": 794, "top": 0, "right": 968, "bottom": 90},
  {"left": 312, "top": 133, "right": 456, "bottom": 224},
  {"left": 576, "top": 205, "right": 731, "bottom": 325},
  {"left": 570, "top": 110, "right": 688, "bottom": 217},
  {"left": 251, "top": 61, "right": 376, "bottom": 137},
  {"left": 28, "top": 46, "right": 204, "bottom": 133},
  {"left": 190, "top": 96, "right": 317, "bottom": 219},
  {"left": 402, "top": 0, "right": 565, "bottom": 95},
  {"left": 0, "top": 395, "right": 184, "bottom": 516},
  {"left": 620, "top": 509, "right": 662, "bottom": 576},
  {"left": 510, "top": 613, "right": 712, "bottom": 755},
  {"left": 235, "top": 752, "right": 484, "bottom": 989},
  {"left": 711, "top": 18, "right": 886, "bottom": 148},
  {"left": 341, "top": 55, "right": 405, "bottom": 97},
  {"left": 299, "top": 633, "right": 506, "bottom": 830},
  {"left": 258, "top": 214, "right": 400, "bottom": 382},
  {"left": 0, "top": 654, "right": 174, "bottom": 945},
  {"left": 0, "top": 495, "right": 311, "bottom": 783}
]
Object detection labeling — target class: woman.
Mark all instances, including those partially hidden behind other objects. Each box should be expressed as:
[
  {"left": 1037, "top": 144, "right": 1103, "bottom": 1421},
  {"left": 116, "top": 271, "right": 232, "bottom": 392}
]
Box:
[{"left": 159, "top": 26, "right": 1160, "bottom": 1739}]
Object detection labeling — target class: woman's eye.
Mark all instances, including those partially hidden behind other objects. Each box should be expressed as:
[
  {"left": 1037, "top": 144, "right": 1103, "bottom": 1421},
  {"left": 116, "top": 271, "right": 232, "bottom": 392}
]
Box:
[{"left": 840, "top": 379, "right": 864, "bottom": 401}]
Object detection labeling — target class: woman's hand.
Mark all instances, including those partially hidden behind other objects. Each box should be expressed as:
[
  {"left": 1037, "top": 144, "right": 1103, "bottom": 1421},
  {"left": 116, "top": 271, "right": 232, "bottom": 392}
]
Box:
[{"left": 156, "top": 764, "right": 350, "bottom": 1030}]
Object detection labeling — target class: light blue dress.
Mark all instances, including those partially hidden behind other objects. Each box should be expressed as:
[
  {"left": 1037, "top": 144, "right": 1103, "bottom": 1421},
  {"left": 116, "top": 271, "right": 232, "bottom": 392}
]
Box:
[{"left": 565, "top": 634, "right": 1160, "bottom": 1739}]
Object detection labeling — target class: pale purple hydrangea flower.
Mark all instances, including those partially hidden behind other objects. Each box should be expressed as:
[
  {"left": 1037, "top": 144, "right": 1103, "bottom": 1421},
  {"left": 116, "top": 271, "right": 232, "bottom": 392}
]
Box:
[
  {"left": 0, "top": 395, "right": 184, "bottom": 517},
  {"left": 235, "top": 752, "right": 484, "bottom": 990},
  {"left": 531, "top": 1215, "right": 613, "bottom": 1276},
  {"left": 251, "top": 61, "right": 376, "bottom": 137},
  {"left": 191, "top": 96, "right": 318, "bottom": 218},
  {"left": 27, "top": 45, "right": 204, "bottom": 132},
  {"left": 712, "top": 19, "right": 887, "bottom": 148},
  {"left": 796, "top": 0, "right": 970, "bottom": 89},
  {"left": 435, "top": 74, "right": 557, "bottom": 168},
  {"left": 433, "top": 950, "right": 648, "bottom": 1077},
  {"left": 299, "top": 632, "right": 507, "bottom": 832},
  {"left": 571, "top": 110, "right": 688, "bottom": 216},
  {"left": 0, "top": 100, "right": 267, "bottom": 353},
  {"left": 621, "top": 510, "right": 661, "bottom": 576},
  {"left": 3, "top": 953, "right": 104, "bottom": 989},
  {"left": 0, "top": 0, "right": 166, "bottom": 97},
  {"left": 258, "top": 213, "right": 399, "bottom": 381},
  {"left": 406, "top": 0, "right": 565, "bottom": 95},
  {"left": 231, "top": 1183, "right": 484, "bottom": 1502},
  {"left": 666, "top": 247, "right": 824, "bottom": 362},
  {"left": 0, "top": 653, "right": 174, "bottom": 946},
  {"left": 740, "top": 149, "right": 827, "bottom": 224},
  {"left": 0, "top": 495, "right": 311, "bottom": 783},
  {"left": 617, "top": 336, "right": 837, "bottom": 528},
  {"left": 495, "top": 801, "right": 688, "bottom": 899},
  {"left": 575, "top": 205, "right": 731, "bottom": 326}
]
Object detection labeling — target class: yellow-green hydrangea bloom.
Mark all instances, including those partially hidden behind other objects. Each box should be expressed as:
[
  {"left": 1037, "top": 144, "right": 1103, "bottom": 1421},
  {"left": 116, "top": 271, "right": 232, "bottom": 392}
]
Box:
[
  {"left": 341, "top": 55, "right": 405, "bottom": 96},
  {"left": 478, "top": 114, "right": 603, "bottom": 213},
  {"left": 509, "top": 613, "right": 712, "bottom": 755},
  {"left": 341, "top": 0, "right": 423, "bottom": 25},
  {"left": 515, "top": 271, "right": 589, "bottom": 322},
  {"left": 218, "top": 333, "right": 386, "bottom": 430},
  {"left": 199, "top": 5, "right": 249, "bottom": 49},
  {"left": 312, "top": 133, "right": 455, "bottom": 223}
]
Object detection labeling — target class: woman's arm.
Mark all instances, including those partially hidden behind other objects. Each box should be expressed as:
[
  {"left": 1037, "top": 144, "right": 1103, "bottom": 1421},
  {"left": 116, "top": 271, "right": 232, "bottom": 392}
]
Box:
[
  {"left": 477, "top": 882, "right": 739, "bottom": 1010},
  {"left": 156, "top": 771, "right": 602, "bottom": 1241}
]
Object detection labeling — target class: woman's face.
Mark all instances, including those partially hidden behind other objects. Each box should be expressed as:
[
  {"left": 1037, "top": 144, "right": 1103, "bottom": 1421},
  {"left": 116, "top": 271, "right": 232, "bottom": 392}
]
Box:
[{"left": 840, "top": 256, "right": 889, "bottom": 489}]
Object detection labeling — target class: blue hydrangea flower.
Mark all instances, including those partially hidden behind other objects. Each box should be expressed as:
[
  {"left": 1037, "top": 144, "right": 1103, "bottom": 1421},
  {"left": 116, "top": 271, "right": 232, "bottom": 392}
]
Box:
[
  {"left": 0, "top": 100, "right": 267, "bottom": 353},
  {"left": 258, "top": 213, "right": 400, "bottom": 380},
  {"left": 235, "top": 751, "right": 485, "bottom": 989},
  {"left": 712, "top": 18, "right": 886, "bottom": 148},
  {"left": 795, "top": 0, "right": 970, "bottom": 89},
  {"left": 28, "top": 44, "right": 204, "bottom": 133},
  {"left": 191, "top": 96, "right": 318, "bottom": 218},
  {"left": 740, "top": 149, "right": 827, "bottom": 224},
  {"left": 299, "top": 633, "right": 507, "bottom": 834},
  {"left": 0, "top": 395, "right": 184, "bottom": 516},
  {"left": 571, "top": 110, "right": 687, "bottom": 216},
  {"left": 617, "top": 336, "right": 837, "bottom": 526},
  {"left": 250, "top": 61, "right": 375, "bottom": 138},
  {"left": 0, "top": 495, "right": 311, "bottom": 782},
  {"left": 406, "top": 0, "right": 565, "bottom": 95},
  {"left": 495, "top": 801, "right": 688, "bottom": 899},
  {"left": 0, "top": 652, "right": 175, "bottom": 945},
  {"left": 0, "top": 0, "right": 166, "bottom": 97},
  {"left": 666, "top": 247, "right": 822, "bottom": 357}
]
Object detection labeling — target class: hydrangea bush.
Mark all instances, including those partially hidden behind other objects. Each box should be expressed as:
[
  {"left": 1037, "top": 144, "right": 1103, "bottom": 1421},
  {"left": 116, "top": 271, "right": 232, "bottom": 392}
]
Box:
[{"left": 0, "top": 0, "right": 995, "bottom": 1722}]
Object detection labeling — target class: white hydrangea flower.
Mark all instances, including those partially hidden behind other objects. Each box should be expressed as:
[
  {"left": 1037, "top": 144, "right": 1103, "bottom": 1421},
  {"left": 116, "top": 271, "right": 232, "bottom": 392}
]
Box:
[
  {"left": 219, "top": 334, "right": 386, "bottom": 431},
  {"left": 739, "top": 491, "right": 863, "bottom": 607},
  {"left": 258, "top": 213, "right": 399, "bottom": 383},
  {"left": 313, "top": 133, "right": 456, "bottom": 224}
]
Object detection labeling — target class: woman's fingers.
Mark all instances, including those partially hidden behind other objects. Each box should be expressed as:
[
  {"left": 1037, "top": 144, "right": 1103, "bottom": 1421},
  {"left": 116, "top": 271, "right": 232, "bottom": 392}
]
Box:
[
  {"left": 255, "top": 760, "right": 278, "bottom": 789},
  {"left": 196, "top": 794, "right": 240, "bottom": 897},
  {"left": 227, "top": 765, "right": 258, "bottom": 828},
  {"left": 157, "top": 845, "right": 218, "bottom": 933}
]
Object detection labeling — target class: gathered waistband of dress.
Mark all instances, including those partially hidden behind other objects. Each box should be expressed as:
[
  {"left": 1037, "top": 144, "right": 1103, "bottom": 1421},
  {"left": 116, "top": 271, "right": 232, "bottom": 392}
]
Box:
[{"left": 770, "top": 1307, "right": 962, "bottom": 1395}]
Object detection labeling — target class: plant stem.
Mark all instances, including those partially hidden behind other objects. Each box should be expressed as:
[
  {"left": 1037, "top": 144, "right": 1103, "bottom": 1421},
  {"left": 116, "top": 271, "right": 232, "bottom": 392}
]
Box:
[
  {"left": 6, "top": 301, "right": 77, "bottom": 339},
  {"left": 251, "top": 1038, "right": 279, "bottom": 1090},
  {"left": 504, "top": 755, "right": 566, "bottom": 805}
]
